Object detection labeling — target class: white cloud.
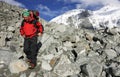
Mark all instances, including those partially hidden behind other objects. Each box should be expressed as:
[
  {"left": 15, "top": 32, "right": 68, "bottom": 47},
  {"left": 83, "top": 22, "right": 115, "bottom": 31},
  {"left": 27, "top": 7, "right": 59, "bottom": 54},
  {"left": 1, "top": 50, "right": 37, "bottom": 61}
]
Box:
[
  {"left": 37, "top": 4, "right": 50, "bottom": 12},
  {"left": 37, "top": 4, "right": 69, "bottom": 18},
  {"left": 80, "top": 0, "right": 120, "bottom": 6},
  {"left": 0, "top": 0, "right": 25, "bottom": 7},
  {"left": 61, "top": 0, "right": 120, "bottom": 9}
]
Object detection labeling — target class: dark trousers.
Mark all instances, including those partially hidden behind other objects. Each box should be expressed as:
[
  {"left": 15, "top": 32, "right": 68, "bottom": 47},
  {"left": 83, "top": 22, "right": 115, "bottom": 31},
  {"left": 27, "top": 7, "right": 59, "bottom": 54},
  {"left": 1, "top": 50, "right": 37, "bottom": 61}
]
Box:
[{"left": 24, "top": 36, "right": 38, "bottom": 65}]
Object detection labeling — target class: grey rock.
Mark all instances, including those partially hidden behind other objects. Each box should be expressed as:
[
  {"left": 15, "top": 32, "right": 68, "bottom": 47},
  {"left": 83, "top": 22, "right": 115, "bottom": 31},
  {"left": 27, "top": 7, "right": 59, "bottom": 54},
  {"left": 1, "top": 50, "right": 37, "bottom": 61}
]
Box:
[
  {"left": 0, "top": 32, "right": 6, "bottom": 46},
  {"left": 53, "top": 54, "right": 80, "bottom": 77},
  {"left": 9, "top": 60, "right": 28, "bottom": 73},
  {"left": 104, "top": 49, "right": 117, "bottom": 59},
  {"left": 20, "top": 73, "right": 26, "bottom": 77},
  {"left": 0, "top": 49, "right": 14, "bottom": 65},
  {"left": 106, "top": 28, "right": 118, "bottom": 35},
  {"left": 86, "top": 60, "right": 103, "bottom": 77},
  {"left": 29, "top": 72, "right": 37, "bottom": 77}
]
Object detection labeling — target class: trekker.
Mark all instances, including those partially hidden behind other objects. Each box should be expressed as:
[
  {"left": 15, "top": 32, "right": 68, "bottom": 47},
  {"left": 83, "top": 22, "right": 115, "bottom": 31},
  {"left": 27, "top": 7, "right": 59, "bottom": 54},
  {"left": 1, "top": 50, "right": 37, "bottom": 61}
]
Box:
[{"left": 20, "top": 10, "right": 43, "bottom": 69}]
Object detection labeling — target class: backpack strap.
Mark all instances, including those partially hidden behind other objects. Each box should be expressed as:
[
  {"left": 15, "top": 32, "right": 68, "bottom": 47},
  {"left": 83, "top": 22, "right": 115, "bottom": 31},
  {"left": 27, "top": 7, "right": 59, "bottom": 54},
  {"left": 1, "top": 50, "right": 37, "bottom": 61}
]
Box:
[
  {"left": 31, "top": 20, "right": 40, "bottom": 34},
  {"left": 31, "top": 20, "right": 39, "bottom": 29},
  {"left": 21, "top": 19, "right": 37, "bottom": 28},
  {"left": 21, "top": 20, "right": 25, "bottom": 27},
  {"left": 32, "top": 20, "right": 44, "bottom": 33}
]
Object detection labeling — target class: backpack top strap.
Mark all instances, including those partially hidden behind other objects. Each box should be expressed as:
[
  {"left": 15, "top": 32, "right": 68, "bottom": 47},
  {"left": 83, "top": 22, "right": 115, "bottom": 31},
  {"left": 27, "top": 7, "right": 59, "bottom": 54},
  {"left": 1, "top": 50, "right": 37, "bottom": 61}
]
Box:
[{"left": 21, "top": 19, "right": 39, "bottom": 30}]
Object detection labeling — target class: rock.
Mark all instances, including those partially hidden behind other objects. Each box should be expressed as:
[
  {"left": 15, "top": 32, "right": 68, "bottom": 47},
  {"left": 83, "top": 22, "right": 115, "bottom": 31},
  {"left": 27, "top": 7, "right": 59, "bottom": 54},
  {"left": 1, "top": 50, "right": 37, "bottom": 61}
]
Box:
[
  {"left": 42, "top": 54, "right": 54, "bottom": 61},
  {"left": 104, "top": 49, "right": 117, "bottom": 59},
  {"left": 88, "top": 51, "right": 99, "bottom": 57},
  {"left": 85, "top": 32, "right": 94, "bottom": 41},
  {"left": 6, "top": 32, "right": 14, "bottom": 40},
  {"left": 49, "top": 57, "right": 60, "bottom": 68},
  {"left": 115, "top": 46, "right": 120, "bottom": 54},
  {"left": 75, "top": 35, "right": 80, "bottom": 42},
  {"left": 40, "top": 33, "right": 54, "bottom": 51},
  {"left": 69, "top": 74, "right": 79, "bottom": 77},
  {"left": 115, "top": 67, "right": 120, "bottom": 76},
  {"left": 0, "top": 65, "right": 4, "bottom": 69},
  {"left": 53, "top": 54, "right": 80, "bottom": 77},
  {"left": 29, "top": 72, "right": 37, "bottom": 77},
  {"left": 20, "top": 73, "right": 26, "bottom": 77},
  {"left": 54, "top": 24, "right": 67, "bottom": 33},
  {"left": 41, "top": 54, "right": 59, "bottom": 69},
  {"left": 90, "top": 41, "right": 102, "bottom": 51},
  {"left": 0, "top": 32, "right": 6, "bottom": 46},
  {"left": 86, "top": 60, "right": 103, "bottom": 77},
  {"left": 9, "top": 60, "right": 28, "bottom": 73},
  {"left": 54, "top": 63, "right": 80, "bottom": 77},
  {"left": 76, "top": 57, "right": 89, "bottom": 66},
  {"left": 106, "top": 28, "right": 118, "bottom": 35},
  {"left": 41, "top": 60, "right": 52, "bottom": 71},
  {"left": 7, "top": 26, "right": 15, "bottom": 32},
  {"left": 63, "top": 41, "right": 74, "bottom": 47},
  {"left": 0, "top": 49, "right": 15, "bottom": 65},
  {"left": 75, "top": 40, "right": 89, "bottom": 54},
  {"left": 43, "top": 72, "right": 59, "bottom": 77},
  {"left": 101, "top": 71, "right": 106, "bottom": 77}
]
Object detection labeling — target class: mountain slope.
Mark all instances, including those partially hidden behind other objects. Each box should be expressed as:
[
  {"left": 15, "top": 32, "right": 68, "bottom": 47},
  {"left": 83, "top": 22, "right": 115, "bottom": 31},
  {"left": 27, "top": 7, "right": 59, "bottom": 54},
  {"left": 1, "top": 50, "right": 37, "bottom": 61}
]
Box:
[
  {"left": 50, "top": 9, "right": 91, "bottom": 28},
  {"left": 50, "top": 5, "right": 120, "bottom": 29},
  {"left": 89, "top": 5, "right": 120, "bottom": 29}
]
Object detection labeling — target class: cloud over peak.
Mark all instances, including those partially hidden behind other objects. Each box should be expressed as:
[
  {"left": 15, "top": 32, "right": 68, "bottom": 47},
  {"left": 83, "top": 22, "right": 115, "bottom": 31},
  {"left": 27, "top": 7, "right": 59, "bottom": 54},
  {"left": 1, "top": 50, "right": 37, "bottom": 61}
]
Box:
[
  {"left": 61, "top": 0, "right": 120, "bottom": 9},
  {"left": 0, "top": 0, "right": 25, "bottom": 7}
]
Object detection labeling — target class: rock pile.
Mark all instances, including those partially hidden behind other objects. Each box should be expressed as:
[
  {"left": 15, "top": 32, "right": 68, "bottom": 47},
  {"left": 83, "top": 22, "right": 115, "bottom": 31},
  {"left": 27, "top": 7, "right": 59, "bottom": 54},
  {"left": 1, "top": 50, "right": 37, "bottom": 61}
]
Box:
[
  {"left": 0, "top": 1, "right": 120, "bottom": 77},
  {"left": 40, "top": 22, "right": 120, "bottom": 77}
]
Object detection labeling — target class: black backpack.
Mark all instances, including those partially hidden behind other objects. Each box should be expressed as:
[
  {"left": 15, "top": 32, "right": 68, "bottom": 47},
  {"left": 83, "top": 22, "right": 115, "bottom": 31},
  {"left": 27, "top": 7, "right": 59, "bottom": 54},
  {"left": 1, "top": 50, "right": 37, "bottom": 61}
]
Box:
[{"left": 29, "top": 10, "right": 40, "bottom": 20}]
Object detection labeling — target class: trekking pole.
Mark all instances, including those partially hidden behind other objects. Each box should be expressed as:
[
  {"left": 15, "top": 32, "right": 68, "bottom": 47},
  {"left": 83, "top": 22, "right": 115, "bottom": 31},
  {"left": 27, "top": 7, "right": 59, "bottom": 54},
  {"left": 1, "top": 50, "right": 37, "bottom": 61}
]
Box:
[{"left": 40, "top": 24, "right": 60, "bottom": 45}]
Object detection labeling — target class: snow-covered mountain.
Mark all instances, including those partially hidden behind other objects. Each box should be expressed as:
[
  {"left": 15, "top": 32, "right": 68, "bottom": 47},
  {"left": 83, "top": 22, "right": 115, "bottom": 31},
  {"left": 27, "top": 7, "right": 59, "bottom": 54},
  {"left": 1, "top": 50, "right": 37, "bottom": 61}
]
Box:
[
  {"left": 50, "top": 9, "right": 91, "bottom": 28},
  {"left": 50, "top": 5, "right": 120, "bottom": 29},
  {"left": 89, "top": 5, "right": 120, "bottom": 29}
]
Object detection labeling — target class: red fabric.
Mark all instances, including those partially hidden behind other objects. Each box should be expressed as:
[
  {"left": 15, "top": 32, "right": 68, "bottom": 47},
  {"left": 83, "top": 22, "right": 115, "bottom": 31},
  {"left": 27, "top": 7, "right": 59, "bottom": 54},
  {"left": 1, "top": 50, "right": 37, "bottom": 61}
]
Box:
[
  {"left": 36, "top": 22, "right": 43, "bottom": 33},
  {"left": 20, "top": 21, "right": 43, "bottom": 38}
]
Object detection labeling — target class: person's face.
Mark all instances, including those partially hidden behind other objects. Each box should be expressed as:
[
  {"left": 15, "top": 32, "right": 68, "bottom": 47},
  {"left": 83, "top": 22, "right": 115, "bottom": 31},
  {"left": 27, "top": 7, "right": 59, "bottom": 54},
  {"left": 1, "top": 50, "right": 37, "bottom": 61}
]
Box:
[{"left": 23, "top": 16, "right": 30, "bottom": 21}]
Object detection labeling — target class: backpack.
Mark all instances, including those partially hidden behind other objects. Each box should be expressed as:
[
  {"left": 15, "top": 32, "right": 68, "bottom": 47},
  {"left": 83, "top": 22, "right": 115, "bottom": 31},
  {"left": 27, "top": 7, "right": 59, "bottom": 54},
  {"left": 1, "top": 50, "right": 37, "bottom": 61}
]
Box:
[
  {"left": 29, "top": 10, "right": 44, "bottom": 32},
  {"left": 29, "top": 10, "right": 40, "bottom": 20}
]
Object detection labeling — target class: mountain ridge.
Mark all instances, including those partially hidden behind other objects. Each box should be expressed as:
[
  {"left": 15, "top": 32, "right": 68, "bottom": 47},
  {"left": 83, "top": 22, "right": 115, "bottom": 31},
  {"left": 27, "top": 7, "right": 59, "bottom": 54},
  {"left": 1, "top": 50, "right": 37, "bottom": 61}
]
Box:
[{"left": 50, "top": 5, "right": 120, "bottom": 29}]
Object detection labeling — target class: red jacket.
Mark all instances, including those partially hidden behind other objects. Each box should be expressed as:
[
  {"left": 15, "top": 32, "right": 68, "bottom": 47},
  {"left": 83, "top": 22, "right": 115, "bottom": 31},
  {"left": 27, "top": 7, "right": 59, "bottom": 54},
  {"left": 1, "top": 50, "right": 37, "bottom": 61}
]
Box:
[{"left": 20, "top": 20, "right": 43, "bottom": 38}]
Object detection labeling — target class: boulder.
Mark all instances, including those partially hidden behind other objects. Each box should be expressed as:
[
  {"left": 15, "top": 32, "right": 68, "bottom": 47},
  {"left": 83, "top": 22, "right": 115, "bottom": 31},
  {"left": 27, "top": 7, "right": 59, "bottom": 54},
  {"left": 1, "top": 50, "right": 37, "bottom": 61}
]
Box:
[{"left": 9, "top": 60, "right": 28, "bottom": 73}]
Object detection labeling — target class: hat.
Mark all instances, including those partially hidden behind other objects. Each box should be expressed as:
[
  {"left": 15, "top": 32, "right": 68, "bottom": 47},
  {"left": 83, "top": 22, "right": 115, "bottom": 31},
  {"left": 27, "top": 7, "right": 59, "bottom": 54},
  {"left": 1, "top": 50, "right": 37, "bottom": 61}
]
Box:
[{"left": 22, "top": 11, "right": 30, "bottom": 17}]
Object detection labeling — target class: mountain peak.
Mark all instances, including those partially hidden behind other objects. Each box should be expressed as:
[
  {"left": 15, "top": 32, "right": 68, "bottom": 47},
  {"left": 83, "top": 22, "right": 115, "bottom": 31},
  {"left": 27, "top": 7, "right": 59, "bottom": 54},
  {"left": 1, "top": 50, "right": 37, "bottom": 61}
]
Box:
[
  {"left": 50, "top": 5, "right": 120, "bottom": 29},
  {"left": 89, "top": 5, "right": 120, "bottom": 29},
  {"left": 50, "top": 9, "right": 91, "bottom": 26},
  {"left": 94, "top": 4, "right": 120, "bottom": 14}
]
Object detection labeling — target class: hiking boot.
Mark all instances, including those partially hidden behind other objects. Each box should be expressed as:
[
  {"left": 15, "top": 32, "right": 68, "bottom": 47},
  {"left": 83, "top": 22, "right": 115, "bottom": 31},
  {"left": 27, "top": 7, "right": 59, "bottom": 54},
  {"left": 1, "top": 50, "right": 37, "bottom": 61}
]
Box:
[
  {"left": 29, "top": 63, "right": 36, "bottom": 69},
  {"left": 25, "top": 59, "right": 32, "bottom": 64}
]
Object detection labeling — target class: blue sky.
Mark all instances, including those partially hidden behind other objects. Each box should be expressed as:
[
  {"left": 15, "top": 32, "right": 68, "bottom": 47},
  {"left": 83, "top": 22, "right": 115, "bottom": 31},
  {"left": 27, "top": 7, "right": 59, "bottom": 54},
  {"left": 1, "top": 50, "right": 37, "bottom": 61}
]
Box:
[{"left": 1, "top": 0, "right": 120, "bottom": 21}]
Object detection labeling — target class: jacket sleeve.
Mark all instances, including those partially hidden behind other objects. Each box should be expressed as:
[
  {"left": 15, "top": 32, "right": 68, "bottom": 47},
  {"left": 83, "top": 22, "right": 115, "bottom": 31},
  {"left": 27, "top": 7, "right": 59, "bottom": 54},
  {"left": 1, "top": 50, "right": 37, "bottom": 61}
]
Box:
[
  {"left": 36, "top": 22, "right": 44, "bottom": 34},
  {"left": 20, "top": 26, "right": 25, "bottom": 36}
]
